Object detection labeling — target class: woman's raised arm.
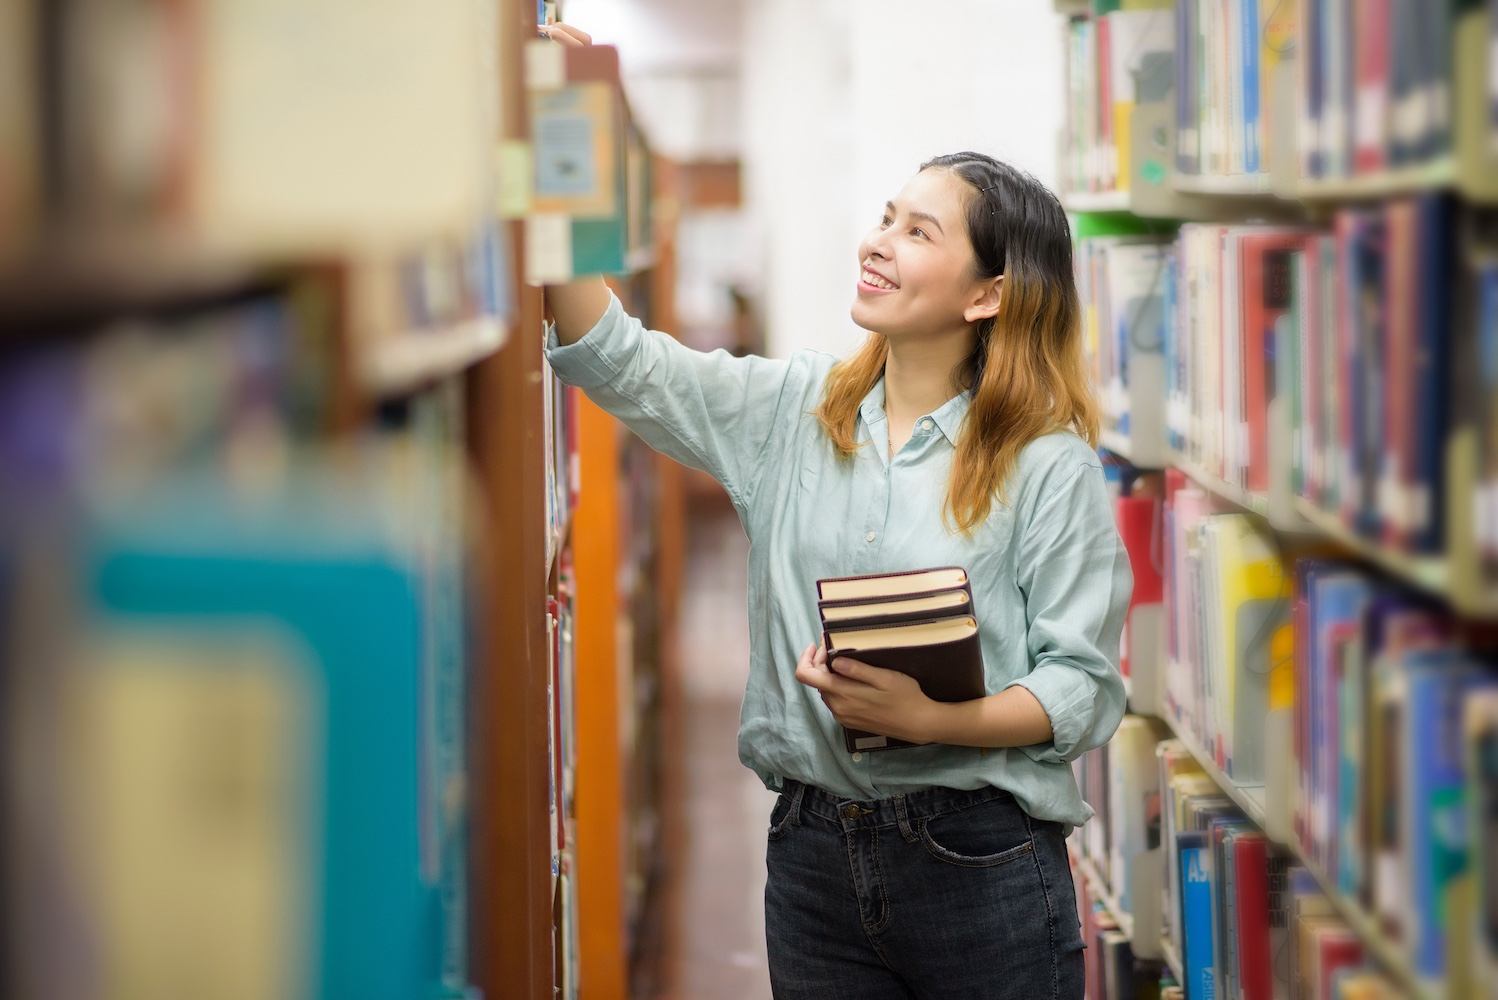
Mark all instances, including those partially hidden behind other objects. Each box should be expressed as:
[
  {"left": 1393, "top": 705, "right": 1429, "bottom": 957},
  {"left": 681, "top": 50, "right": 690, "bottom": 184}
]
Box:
[{"left": 546, "top": 276, "right": 613, "bottom": 345}]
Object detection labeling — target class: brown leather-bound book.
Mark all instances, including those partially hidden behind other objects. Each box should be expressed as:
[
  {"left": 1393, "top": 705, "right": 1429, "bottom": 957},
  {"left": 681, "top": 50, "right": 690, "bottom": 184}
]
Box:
[{"left": 820, "top": 613, "right": 986, "bottom": 753}]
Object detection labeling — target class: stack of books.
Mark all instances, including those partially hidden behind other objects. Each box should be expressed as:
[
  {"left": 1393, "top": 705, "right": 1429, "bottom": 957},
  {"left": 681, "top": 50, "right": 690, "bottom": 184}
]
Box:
[{"left": 816, "top": 567, "right": 983, "bottom": 752}]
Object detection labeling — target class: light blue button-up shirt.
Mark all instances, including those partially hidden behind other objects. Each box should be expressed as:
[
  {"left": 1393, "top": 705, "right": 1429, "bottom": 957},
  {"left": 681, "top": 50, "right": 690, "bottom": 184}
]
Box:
[{"left": 546, "top": 293, "right": 1130, "bottom": 827}]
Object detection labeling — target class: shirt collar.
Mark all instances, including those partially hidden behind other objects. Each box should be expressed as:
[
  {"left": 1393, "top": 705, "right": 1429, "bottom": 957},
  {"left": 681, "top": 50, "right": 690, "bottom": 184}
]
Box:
[{"left": 857, "top": 377, "right": 971, "bottom": 445}]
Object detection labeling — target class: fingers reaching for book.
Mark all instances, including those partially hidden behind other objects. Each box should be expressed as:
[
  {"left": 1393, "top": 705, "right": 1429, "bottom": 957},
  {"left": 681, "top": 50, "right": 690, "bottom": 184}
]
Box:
[{"left": 543, "top": 22, "right": 592, "bottom": 46}]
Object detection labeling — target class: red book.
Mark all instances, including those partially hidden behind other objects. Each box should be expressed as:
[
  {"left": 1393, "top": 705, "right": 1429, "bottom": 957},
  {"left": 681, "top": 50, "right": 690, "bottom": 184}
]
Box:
[
  {"left": 1116, "top": 494, "right": 1163, "bottom": 682},
  {"left": 1352, "top": 0, "right": 1391, "bottom": 173},
  {"left": 1381, "top": 202, "right": 1417, "bottom": 549},
  {"left": 566, "top": 385, "right": 582, "bottom": 512},
  {"left": 547, "top": 596, "right": 565, "bottom": 852},
  {"left": 1232, "top": 833, "right": 1273, "bottom": 1000},
  {"left": 1117, "top": 495, "right": 1164, "bottom": 606},
  {"left": 1315, "top": 929, "right": 1366, "bottom": 998},
  {"left": 1239, "top": 232, "right": 1309, "bottom": 493}
]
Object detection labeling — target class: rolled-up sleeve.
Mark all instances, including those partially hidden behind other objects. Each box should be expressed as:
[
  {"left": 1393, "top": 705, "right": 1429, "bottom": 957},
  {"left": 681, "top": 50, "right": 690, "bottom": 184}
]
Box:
[
  {"left": 1005, "top": 460, "right": 1131, "bottom": 763},
  {"left": 545, "top": 292, "right": 794, "bottom": 508}
]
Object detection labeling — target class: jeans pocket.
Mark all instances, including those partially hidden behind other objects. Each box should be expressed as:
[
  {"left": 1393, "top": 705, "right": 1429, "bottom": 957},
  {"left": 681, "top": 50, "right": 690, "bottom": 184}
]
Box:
[
  {"left": 767, "top": 790, "right": 797, "bottom": 841},
  {"left": 917, "top": 796, "right": 1035, "bottom": 869}
]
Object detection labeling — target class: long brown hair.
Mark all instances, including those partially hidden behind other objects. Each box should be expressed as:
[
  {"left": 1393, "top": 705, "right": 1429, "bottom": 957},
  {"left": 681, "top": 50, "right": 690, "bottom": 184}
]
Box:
[{"left": 815, "top": 153, "right": 1099, "bottom": 534}]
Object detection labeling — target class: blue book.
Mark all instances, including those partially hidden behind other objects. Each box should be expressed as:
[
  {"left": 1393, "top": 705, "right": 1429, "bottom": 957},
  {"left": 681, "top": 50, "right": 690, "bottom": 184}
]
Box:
[
  {"left": 1242, "top": 0, "right": 1261, "bottom": 173},
  {"left": 87, "top": 473, "right": 451, "bottom": 1000},
  {"left": 1306, "top": 566, "right": 1372, "bottom": 869},
  {"left": 1303, "top": 0, "right": 1325, "bottom": 177},
  {"left": 1403, "top": 651, "right": 1498, "bottom": 982},
  {"left": 1179, "top": 830, "right": 1217, "bottom": 1000}
]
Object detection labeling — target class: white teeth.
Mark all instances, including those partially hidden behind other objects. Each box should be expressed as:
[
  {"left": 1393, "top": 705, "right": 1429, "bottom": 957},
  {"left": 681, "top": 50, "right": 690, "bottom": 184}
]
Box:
[{"left": 862, "top": 269, "right": 896, "bottom": 290}]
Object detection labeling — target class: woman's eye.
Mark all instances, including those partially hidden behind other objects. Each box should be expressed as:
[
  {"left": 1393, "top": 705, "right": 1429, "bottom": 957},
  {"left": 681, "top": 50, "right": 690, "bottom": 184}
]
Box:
[
  {"left": 911, "top": 228, "right": 928, "bottom": 239},
  {"left": 879, "top": 216, "right": 892, "bottom": 228}
]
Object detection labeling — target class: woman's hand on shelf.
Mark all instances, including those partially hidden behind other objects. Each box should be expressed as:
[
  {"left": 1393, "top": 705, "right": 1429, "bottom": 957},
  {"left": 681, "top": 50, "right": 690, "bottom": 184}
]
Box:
[
  {"left": 535, "top": 21, "right": 612, "bottom": 344},
  {"left": 539, "top": 22, "right": 591, "bottom": 46}
]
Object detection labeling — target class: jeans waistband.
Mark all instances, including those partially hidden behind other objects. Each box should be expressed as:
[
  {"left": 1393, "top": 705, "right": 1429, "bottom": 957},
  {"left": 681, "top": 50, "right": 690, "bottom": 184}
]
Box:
[{"left": 777, "top": 778, "right": 1016, "bottom": 833}]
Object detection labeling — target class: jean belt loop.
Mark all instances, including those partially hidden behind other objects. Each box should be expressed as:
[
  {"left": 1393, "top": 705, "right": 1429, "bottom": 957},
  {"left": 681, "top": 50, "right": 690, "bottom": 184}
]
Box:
[
  {"left": 893, "top": 793, "right": 918, "bottom": 843},
  {"left": 786, "top": 779, "right": 807, "bottom": 828}
]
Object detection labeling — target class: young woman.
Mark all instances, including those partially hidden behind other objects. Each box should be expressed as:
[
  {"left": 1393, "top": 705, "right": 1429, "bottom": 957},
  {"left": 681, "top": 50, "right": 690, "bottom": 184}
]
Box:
[{"left": 544, "top": 36, "right": 1128, "bottom": 996}]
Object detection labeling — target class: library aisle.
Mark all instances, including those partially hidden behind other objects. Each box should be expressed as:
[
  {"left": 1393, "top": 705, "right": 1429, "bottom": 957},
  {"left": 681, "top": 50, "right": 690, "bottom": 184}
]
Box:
[{"left": 651, "top": 495, "right": 778, "bottom": 1000}]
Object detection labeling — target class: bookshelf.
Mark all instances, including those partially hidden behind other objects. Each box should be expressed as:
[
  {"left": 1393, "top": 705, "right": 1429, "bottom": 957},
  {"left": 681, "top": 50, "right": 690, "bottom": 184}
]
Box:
[
  {"left": 1063, "top": 190, "right": 1135, "bottom": 214},
  {"left": 362, "top": 317, "right": 510, "bottom": 399},
  {"left": 472, "top": 6, "right": 683, "bottom": 1000},
  {"left": 1071, "top": 849, "right": 1136, "bottom": 941},
  {"left": 0, "top": 2, "right": 681, "bottom": 998},
  {"left": 1157, "top": 706, "right": 1438, "bottom": 1000},
  {"left": 1158, "top": 710, "right": 1267, "bottom": 830},
  {"left": 1061, "top": 4, "right": 1498, "bottom": 998},
  {"left": 1169, "top": 173, "right": 1277, "bottom": 198}
]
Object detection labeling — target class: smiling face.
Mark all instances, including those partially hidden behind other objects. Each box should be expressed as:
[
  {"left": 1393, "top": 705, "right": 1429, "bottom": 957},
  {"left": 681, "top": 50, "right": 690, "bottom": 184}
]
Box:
[{"left": 850, "top": 168, "right": 998, "bottom": 344}]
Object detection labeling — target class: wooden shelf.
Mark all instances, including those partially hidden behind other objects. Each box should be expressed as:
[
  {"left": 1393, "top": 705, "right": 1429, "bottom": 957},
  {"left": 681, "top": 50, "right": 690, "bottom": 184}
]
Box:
[
  {"left": 1165, "top": 448, "right": 1272, "bottom": 518},
  {"left": 1295, "top": 158, "right": 1456, "bottom": 200},
  {"left": 1290, "top": 497, "right": 1498, "bottom": 618},
  {"left": 1157, "top": 706, "right": 1436, "bottom": 1000},
  {"left": 0, "top": 227, "right": 269, "bottom": 334},
  {"left": 362, "top": 316, "right": 509, "bottom": 398},
  {"left": 1282, "top": 837, "right": 1435, "bottom": 1000},
  {"left": 1170, "top": 173, "right": 1278, "bottom": 197},
  {"left": 1158, "top": 709, "right": 1267, "bottom": 828},
  {"left": 1159, "top": 935, "right": 1185, "bottom": 986},
  {"left": 1291, "top": 497, "right": 1449, "bottom": 590},
  {"left": 1062, "top": 190, "right": 1134, "bottom": 214}
]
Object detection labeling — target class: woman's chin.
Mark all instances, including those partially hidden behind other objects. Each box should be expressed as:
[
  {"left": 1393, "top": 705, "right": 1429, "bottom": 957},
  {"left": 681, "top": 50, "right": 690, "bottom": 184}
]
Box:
[{"left": 849, "top": 299, "right": 882, "bottom": 333}]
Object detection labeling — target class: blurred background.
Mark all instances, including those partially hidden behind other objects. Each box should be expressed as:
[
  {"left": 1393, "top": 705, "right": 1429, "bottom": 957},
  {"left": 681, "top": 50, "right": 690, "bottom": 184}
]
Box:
[{"left": 1, "top": 1, "right": 1497, "bottom": 999}]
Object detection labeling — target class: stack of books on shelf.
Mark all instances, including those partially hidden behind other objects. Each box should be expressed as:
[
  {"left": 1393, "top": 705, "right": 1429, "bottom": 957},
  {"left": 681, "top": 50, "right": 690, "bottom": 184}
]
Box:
[
  {"left": 548, "top": 553, "right": 580, "bottom": 1000},
  {"left": 1172, "top": 0, "right": 1299, "bottom": 180},
  {"left": 1077, "top": 233, "right": 1172, "bottom": 451},
  {"left": 1162, "top": 467, "right": 1293, "bottom": 784},
  {"left": 1297, "top": 0, "right": 1459, "bottom": 182},
  {"left": 1285, "top": 198, "right": 1462, "bottom": 555},
  {"left": 1062, "top": 3, "right": 1176, "bottom": 196},
  {"left": 544, "top": 361, "right": 581, "bottom": 564}
]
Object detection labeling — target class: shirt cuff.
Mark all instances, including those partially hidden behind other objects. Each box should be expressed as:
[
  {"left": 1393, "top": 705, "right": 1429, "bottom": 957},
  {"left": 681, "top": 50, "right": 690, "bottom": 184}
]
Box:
[
  {"left": 1005, "top": 663, "right": 1094, "bottom": 761},
  {"left": 543, "top": 290, "right": 637, "bottom": 389}
]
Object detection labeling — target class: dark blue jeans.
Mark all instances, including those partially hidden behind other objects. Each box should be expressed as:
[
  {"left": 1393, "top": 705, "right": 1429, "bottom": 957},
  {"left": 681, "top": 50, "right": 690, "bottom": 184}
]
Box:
[{"left": 764, "top": 779, "right": 1085, "bottom": 1000}]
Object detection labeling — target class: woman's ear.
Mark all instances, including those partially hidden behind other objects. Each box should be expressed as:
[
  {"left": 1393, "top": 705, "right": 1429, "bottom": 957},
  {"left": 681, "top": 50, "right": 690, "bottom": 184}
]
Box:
[{"left": 963, "top": 275, "right": 1004, "bottom": 324}]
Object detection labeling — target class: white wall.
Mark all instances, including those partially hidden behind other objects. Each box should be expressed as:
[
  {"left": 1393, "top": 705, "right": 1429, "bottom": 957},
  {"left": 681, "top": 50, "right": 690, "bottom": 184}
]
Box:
[
  {"left": 561, "top": 0, "right": 743, "bottom": 161},
  {"left": 560, "top": 0, "right": 1067, "bottom": 361},
  {"left": 741, "top": 0, "right": 1066, "bottom": 359}
]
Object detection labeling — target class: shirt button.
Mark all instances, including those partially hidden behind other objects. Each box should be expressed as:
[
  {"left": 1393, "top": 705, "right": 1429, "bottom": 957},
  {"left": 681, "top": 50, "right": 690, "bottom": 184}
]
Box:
[
  {"left": 865, "top": 531, "right": 876, "bottom": 542},
  {"left": 850, "top": 753, "right": 863, "bottom": 764},
  {"left": 920, "top": 419, "right": 933, "bottom": 432}
]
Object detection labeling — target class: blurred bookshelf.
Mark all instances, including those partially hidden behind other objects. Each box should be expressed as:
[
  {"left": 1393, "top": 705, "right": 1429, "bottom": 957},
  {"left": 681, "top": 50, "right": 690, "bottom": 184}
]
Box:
[
  {"left": 0, "top": 3, "right": 679, "bottom": 1000},
  {"left": 1061, "top": 1, "right": 1498, "bottom": 997}
]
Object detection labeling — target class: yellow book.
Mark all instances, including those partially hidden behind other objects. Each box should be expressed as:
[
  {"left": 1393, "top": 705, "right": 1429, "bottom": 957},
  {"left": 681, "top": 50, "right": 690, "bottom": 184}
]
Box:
[
  {"left": 1260, "top": 0, "right": 1299, "bottom": 173},
  {"left": 1205, "top": 514, "right": 1289, "bottom": 782}
]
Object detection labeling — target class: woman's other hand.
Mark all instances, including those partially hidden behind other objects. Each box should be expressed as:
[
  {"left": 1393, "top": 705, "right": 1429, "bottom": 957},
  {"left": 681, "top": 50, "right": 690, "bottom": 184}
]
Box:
[{"left": 794, "top": 643, "right": 938, "bottom": 746}]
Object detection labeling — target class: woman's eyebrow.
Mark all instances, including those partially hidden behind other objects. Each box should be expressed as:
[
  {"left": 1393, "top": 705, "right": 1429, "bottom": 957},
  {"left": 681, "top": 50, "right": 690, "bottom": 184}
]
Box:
[{"left": 885, "top": 201, "right": 945, "bottom": 235}]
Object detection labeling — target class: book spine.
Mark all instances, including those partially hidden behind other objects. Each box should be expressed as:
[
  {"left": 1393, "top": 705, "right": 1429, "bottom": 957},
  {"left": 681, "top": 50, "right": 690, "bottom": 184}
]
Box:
[{"left": 1243, "top": 0, "right": 1262, "bottom": 174}]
